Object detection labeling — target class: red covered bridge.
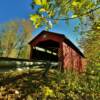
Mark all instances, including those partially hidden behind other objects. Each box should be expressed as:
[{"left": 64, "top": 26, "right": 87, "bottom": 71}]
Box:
[{"left": 29, "top": 31, "right": 85, "bottom": 72}]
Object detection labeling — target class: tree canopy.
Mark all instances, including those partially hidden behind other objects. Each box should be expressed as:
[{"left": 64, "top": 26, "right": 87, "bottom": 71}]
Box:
[{"left": 30, "top": 0, "right": 100, "bottom": 31}]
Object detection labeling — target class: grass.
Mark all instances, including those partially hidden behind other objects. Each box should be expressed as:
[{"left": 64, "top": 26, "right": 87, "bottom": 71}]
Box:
[
  {"left": 0, "top": 68, "right": 100, "bottom": 100},
  {"left": 0, "top": 68, "right": 55, "bottom": 99}
]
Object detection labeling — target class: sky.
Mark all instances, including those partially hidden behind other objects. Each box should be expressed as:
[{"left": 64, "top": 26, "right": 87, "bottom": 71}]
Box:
[{"left": 0, "top": 0, "right": 81, "bottom": 48}]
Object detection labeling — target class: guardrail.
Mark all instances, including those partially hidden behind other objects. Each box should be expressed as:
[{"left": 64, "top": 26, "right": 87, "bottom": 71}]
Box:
[
  {"left": 0, "top": 57, "right": 58, "bottom": 72},
  {"left": 0, "top": 57, "right": 35, "bottom": 61}
]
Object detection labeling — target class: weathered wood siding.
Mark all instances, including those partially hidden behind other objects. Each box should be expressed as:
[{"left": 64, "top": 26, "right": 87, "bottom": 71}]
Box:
[{"left": 62, "top": 42, "right": 83, "bottom": 72}]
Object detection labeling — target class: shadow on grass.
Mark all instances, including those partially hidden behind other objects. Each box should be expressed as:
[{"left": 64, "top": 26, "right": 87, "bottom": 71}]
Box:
[{"left": 0, "top": 69, "right": 52, "bottom": 99}]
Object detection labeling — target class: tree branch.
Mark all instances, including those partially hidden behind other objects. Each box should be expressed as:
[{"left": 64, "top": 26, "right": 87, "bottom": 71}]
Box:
[
  {"left": 80, "top": 29, "right": 100, "bottom": 33},
  {"left": 45, "top": 6, "right": 100, "bottom": 21}
]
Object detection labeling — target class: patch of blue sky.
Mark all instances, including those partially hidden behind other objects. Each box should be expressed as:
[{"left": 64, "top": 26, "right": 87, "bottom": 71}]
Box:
[{"left": 0, "top": 0, "right": 81, "bottom": 50}]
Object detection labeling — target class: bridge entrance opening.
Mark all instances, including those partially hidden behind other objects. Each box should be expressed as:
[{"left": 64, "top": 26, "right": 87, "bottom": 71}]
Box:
[{"left": 31, "top": 40, "right": 59, "bottom": 62}]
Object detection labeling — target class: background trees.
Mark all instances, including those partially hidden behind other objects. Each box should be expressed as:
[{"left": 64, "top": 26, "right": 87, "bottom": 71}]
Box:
[
  {"left": 79, "top": 31, "right": 100, "bottom": 73},
  {"left": 0, "top": 20, "right": 34, "bottom": 58},
  {"left": 79, "top": 6, "right": 100, "bottom": 73}
]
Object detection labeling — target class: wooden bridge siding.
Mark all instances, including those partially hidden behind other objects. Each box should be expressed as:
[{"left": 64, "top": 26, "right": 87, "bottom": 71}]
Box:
[
  {"left": 57, "top": 42, "right": 64, "bottom": 71},
  {"left": 62, "top": 42, "right": 83, "bottom": 72}
]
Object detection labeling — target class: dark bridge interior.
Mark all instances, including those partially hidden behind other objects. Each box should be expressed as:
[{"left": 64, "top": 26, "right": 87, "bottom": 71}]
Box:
[{"left": 31, "top": 40, "right": 59, "bottom": 62}]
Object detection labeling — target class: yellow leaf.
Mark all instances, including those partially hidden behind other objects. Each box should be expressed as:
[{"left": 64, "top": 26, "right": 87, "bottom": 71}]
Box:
[
  {"left": 49, "top": 11, "right": 54, "bottom": 17},
  {"left": 35, "top": 23, "right": 40, "bottom": 28},
  {"left": 34, "top": 0, "right": 42, "bottom": 5},
  {"left": 72, "top": 1, "right": 79, "bottom": 6},
  {"left": 34, "top": 0, "right": 47, "bottom": 6},
  {"left": 41, "top": 0, "right": 47, "bottom": 6},
  {"left": 43, "top": 86, "right": 54, "bottom": 96},
  {"left": 30, "top": 14, "right": 40, "bottom": 22},
  {"left": 39, "top": 8, "right": 46, "bottom": 12},
  {"left": 30, "top": 15, "right": 42, "bottom": 28},
  {"left": 97, "top": 26, "right": 100, "bottom": 29},
  {"left": 71, "top": 15, "right": 78, "bottom": 18}
]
